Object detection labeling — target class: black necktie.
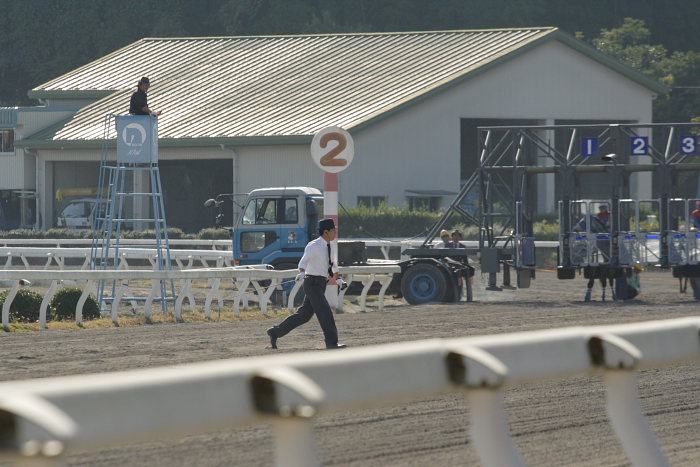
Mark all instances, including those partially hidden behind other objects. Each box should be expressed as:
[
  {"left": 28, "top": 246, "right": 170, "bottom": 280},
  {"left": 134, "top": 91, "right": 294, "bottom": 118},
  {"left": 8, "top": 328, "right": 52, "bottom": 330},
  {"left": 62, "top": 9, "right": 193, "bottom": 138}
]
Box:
[{"left": 327, "top": 243, "right": 333, "bottom": 277}]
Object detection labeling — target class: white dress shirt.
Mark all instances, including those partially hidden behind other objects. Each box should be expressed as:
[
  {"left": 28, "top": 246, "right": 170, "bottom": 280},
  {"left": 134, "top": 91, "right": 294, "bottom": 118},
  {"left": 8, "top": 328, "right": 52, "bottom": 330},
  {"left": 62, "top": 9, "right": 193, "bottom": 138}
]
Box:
[{"left": 298, "top": 236, "right": 339, "bottom": 277}]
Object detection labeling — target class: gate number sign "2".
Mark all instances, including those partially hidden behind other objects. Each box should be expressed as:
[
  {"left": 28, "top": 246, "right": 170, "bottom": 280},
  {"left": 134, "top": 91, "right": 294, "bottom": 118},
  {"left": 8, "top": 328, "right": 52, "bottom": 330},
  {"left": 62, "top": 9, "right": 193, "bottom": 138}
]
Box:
[
  {"left": 630, "top": 136, "right": 649, "bottom": 156},
  {"left": 311, "top": 126, "right": 355, "bottom": 173}
]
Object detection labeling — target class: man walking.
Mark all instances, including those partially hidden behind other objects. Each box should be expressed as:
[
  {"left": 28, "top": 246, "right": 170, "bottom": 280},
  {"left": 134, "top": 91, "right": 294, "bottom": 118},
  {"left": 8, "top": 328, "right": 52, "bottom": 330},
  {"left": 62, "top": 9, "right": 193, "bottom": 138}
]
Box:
[{"left": 267, "top": 218, "right": 347, "bottom": 349}]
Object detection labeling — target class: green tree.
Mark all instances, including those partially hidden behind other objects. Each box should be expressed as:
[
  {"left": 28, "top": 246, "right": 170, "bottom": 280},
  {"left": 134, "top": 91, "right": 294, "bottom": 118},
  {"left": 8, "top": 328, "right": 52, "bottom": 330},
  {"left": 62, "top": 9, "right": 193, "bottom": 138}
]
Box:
[
  {"left": 593, "top": 18, "right": 667, "bottom": 79},
  {"left": 591, "top": 17, "right": 700, "bottom": 122}
]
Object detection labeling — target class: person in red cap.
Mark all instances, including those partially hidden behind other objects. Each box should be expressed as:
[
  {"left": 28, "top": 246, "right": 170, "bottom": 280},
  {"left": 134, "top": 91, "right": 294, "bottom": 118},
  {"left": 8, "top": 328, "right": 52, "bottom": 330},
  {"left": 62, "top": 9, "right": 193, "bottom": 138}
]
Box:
[
  {"left": 691, "top": 200, "right": 700, "bottom": 230},
  {"left": 129, "top": 77, "right": 153, "bottom": 115},
  {"left": 267, "top": 218, "right": 347, "bottom": 349}
]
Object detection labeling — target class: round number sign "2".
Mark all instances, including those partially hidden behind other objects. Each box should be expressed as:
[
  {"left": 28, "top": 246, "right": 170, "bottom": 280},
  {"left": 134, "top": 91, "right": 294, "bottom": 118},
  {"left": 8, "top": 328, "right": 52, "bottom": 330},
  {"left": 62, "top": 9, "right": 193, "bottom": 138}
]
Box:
[{"left": 311, "top": 126, "right": 354, "bottom": 173}]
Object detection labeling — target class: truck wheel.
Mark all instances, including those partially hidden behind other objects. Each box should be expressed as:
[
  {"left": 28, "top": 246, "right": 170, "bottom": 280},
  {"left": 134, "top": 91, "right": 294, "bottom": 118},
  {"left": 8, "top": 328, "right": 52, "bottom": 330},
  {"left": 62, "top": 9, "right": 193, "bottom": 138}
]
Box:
[{"left": 401, "top": 263, "right": 447, "bottom": 305}]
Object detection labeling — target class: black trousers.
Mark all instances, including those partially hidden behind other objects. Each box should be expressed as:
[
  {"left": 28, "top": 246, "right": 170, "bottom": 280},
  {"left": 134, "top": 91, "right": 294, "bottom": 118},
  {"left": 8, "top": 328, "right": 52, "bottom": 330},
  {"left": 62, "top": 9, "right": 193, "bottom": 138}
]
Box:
[{"left": 275, "top": 276, "right": 338, "bottom": 346}]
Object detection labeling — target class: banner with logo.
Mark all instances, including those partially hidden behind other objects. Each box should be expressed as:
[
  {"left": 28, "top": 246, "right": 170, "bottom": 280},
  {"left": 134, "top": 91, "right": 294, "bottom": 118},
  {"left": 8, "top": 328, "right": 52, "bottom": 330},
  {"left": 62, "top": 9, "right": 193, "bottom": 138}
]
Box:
[{"left": 116, "top": 115, "right": 158, "bottom": 164}]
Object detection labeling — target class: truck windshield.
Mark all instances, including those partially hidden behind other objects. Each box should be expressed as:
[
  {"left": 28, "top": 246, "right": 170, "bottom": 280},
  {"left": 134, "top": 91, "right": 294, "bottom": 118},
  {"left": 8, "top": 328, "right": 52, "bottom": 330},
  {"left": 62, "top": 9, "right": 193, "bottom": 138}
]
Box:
[
  {"left": 242, "top": 197, "right": 300, "bottom": 225},
  {"left": 62, "top": 202, "right": 92, "bottom": 218}
]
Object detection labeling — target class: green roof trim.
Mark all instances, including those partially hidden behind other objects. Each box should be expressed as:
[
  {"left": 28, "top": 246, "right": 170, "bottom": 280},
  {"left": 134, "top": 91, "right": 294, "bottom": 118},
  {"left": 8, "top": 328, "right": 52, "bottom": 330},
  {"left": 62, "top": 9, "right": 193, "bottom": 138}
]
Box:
[
  {"left": 28, "top": 90, "right": 117, "bottom": 100},
  {"left": 16, "top": 134, "right": 312, "bottom": 150}
]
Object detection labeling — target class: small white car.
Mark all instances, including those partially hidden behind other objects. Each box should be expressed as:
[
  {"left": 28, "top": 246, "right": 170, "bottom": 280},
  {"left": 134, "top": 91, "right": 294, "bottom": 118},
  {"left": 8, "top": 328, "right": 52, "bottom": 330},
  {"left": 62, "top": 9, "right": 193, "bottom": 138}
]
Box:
[{"left": 56, "top": 198, "right": 99, "bottom": 230}]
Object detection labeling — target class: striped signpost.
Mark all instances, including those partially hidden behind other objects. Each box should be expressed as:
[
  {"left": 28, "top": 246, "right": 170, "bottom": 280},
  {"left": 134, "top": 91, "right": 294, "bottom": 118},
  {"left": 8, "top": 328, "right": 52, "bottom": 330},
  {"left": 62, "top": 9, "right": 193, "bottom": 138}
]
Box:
[{"left": 311, "top": 126, "right": 355, "bottom": 307}]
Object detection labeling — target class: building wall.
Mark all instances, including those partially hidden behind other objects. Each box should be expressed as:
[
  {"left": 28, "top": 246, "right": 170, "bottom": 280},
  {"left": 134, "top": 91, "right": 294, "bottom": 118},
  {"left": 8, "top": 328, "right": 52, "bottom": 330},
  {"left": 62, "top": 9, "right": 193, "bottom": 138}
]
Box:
[
  {"left": 346, "top": 40, "right": 653, "bottom": 210},
  {"left": 0, "top": 108, "right": 78, "bottom": 190}
]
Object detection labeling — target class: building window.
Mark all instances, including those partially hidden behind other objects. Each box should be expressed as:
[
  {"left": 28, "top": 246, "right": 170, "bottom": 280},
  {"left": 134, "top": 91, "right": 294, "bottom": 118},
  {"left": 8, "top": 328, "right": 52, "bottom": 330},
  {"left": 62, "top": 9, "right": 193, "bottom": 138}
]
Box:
[
  {"left": 357, "top": 196, "right": 386, "bottom": 208},
  {"left": 0, "top": 130, "right": 14, "bottom": 153},
  {"left": 408, "top": 196, "right": 440, "bottom": 211}
]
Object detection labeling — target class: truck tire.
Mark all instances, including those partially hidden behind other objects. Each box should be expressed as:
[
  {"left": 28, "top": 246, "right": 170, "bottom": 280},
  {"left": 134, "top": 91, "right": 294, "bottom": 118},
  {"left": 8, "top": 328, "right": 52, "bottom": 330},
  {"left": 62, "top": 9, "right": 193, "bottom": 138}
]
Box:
[{"left": 400, "top": 263, "right": 447, "bottom": 305}]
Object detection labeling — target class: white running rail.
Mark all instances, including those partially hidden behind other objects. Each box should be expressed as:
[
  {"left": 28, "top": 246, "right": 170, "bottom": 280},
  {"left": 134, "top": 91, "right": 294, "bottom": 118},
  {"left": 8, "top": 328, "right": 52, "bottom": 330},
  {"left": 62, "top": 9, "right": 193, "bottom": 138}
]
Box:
[
  {"left": 0, "top": 265, "right": 401, "bottom": 330},
  {"left": 0, "top": 317, "right": 697, "bottom": 466}
]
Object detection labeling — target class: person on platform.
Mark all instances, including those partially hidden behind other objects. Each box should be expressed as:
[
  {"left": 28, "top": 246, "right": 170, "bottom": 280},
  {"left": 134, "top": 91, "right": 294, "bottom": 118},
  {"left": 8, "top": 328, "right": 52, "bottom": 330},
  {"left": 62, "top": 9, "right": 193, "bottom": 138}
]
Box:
[{"left": 129, "top": 77, "right": 155, "bottom": 116}]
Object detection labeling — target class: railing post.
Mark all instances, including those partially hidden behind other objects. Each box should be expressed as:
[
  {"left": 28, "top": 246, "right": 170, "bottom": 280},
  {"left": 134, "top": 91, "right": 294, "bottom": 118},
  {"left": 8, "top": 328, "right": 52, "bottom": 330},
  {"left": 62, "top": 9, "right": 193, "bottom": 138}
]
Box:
[
  {"left": 446, "top": 346, "right": 525, "bottom": 467},
  {"left": 251, "top": 367, "right": 325, "bottom": 467},
  {"left": 2, "top": 282, "right": 20, "bottom": 331},
  {"left": 604, "top": 371, "right": 669, "bottom": 467},
  {"left": 588, "top": 334, "right": 669, "bottom": 467}
]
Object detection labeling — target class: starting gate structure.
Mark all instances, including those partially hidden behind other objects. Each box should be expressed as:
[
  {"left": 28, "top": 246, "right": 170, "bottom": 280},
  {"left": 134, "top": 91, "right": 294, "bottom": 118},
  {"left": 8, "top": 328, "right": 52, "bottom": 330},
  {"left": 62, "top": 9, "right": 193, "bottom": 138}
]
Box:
[{"left": 425, "top": 122, "right": 700, "bottom": 290}]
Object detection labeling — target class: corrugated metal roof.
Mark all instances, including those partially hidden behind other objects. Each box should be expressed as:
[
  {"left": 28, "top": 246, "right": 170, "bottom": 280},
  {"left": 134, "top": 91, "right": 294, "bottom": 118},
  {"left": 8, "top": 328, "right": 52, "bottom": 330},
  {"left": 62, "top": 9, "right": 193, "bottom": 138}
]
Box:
[{"left": 25, "top": 28, "right": 666, "bottom": 145}]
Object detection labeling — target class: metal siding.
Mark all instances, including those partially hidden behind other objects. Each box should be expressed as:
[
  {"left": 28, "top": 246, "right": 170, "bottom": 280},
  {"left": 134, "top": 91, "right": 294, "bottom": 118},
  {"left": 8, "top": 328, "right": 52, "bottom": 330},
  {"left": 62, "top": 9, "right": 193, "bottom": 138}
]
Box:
[
  {"left": 0, "top": 154, "right": 24, "bottom": 189},
  {"left": 16, "top": 110, "right": 76, "bottom": 139},
  {"left": 346, "top": 97, "right": 460, "bottom": 209},
  {"left": 0, "top": 108, "right": 18, "bottom": 127},
  {"left": 23, "top": 153, "right": 36, "bottom": 189},
  {"left": 236, "top": 145, "right": 322, "bottom": 195}
]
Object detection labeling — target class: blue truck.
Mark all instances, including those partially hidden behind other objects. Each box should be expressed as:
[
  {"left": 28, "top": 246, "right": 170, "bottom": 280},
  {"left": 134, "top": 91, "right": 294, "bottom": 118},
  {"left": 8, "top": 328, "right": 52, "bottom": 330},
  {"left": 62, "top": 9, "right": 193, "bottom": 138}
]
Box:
[
  {"left": 206, "top": 186, "right": 324, "bottom": 270},
  {"left": 205, "top": 186, "right": 473, "bottom": 304}
]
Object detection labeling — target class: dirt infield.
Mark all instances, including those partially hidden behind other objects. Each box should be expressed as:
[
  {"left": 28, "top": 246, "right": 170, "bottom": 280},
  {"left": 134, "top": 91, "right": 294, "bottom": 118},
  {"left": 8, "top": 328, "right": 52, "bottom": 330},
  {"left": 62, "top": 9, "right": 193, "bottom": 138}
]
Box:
[{"left": 1, "top": 269, "right": 699, "bottom": 466}]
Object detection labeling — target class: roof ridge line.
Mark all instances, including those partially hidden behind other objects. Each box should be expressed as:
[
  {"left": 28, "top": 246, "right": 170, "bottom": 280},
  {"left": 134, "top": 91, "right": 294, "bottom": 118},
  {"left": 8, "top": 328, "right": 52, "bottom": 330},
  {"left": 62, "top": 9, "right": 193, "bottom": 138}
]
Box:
[{"left": 138, "top": 27, "right": 559, "bottom": 41}]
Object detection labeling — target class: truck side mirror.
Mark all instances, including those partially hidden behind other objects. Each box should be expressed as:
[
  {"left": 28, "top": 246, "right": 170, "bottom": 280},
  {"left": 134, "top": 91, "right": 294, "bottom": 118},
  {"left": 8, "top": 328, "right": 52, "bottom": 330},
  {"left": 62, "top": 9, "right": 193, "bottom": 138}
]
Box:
[{"left": 204, "top": 198, "right": 216, "bottom": 208}]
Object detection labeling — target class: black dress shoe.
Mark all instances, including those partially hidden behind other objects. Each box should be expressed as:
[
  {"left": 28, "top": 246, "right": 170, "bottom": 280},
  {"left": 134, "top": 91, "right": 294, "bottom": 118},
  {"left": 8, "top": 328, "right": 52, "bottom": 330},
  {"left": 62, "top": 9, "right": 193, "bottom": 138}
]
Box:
[
  {"left": 267, "top": 328, "right": 278, "bottom": 349},
  {"left": 326, "top": 343, "right": 347, "bottom": 349}
]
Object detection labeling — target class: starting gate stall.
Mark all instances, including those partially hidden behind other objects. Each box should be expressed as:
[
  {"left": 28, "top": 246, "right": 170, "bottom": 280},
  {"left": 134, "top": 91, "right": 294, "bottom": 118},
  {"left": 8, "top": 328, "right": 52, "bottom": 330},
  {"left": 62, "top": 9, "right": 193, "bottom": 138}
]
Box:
[
  {"left": 617, "top": 199, "right": 661, "bottom": 266},
  {"left": 668, "top": 198, "right": 700, "bottom": 265},
  {"left": 564, "top": 200, "right": 612, "bottom": 267}
]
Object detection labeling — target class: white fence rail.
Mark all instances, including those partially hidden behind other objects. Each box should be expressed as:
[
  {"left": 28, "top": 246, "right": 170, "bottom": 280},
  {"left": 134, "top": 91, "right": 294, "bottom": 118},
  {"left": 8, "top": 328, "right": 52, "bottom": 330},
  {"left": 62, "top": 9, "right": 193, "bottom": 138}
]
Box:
[
  {"left": 0, "top": 238, "right": 233, "bottom": 249},
  {"left": 0, "top": 317, "right": 697, "bottom": 466},
  {"left": 0, "top": 265, "right": 401, "bottom": 331},
  {"left": 0, "top": 247, "right": 236, "bottom": 270},
  {"left": 0, "top": 237, "right": 560, "bottom": 261}
]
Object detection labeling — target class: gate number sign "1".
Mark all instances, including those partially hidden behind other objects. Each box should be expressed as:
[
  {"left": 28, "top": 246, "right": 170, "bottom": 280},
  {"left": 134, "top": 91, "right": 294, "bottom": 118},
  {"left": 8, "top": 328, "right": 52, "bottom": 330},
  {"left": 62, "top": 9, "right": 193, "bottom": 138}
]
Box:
[
  {"left": 581, "top": 137, "right": 599, "bottom": 157},
  {"left": 311, "top": 126, "right": 354, "bottom": 173}
]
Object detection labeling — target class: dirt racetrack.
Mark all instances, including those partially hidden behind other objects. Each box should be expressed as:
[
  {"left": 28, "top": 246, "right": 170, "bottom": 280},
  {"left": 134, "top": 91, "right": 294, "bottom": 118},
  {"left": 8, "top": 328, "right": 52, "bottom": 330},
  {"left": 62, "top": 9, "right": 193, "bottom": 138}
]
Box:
[{"left": 1, "top": 268, "right": 699, "bottom": 466}]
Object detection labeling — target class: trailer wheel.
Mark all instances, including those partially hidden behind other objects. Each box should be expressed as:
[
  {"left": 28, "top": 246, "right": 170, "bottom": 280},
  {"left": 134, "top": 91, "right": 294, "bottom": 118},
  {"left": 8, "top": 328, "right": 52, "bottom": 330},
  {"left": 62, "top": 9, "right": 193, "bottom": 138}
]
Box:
[{"left": 401, "top": 263, "right": 447, "bottom": 304}]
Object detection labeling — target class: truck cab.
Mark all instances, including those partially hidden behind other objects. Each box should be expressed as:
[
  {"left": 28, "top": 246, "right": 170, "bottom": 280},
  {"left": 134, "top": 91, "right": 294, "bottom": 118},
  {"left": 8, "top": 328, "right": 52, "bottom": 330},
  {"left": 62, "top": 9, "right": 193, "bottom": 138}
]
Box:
[
  {"left": 56, "top": 198, "right": 99, "bottom": 230},
  {"left": 233, "top": 187, "right": 323, "bottom": 267}
]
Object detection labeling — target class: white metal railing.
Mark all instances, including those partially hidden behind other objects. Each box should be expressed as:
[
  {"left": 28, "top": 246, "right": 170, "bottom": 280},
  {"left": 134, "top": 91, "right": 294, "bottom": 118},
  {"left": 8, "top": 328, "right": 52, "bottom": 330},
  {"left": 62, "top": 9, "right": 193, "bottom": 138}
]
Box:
[
  {"left": 0, "top": 265, "right": 401, "bottom": 331},
  {"left": 0, "top": 247, "right": 235, "bottom": 270},
  {"left": 0, "top": 317, "right": 697, "bottom": 466},
  {"left": 0, "top": 238, "right": 232, "bottom": 249},
  {"left": 0, "top": 238, "right": 562, "bottom": 261}
]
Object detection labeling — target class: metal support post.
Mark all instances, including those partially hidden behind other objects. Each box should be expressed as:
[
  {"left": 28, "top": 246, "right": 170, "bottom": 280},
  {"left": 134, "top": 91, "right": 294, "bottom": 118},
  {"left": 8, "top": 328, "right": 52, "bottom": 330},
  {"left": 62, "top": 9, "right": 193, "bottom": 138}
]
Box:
[
  {"left": 446, "top": 346, "right": 524, "bottom": 467},
  {"left": 604, "top": 371, "right": 669, "bottom": 467}
]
